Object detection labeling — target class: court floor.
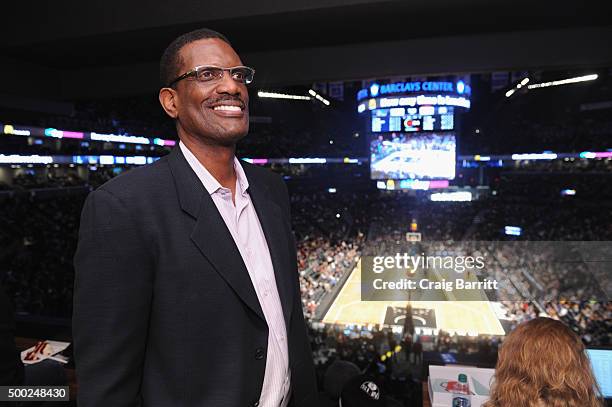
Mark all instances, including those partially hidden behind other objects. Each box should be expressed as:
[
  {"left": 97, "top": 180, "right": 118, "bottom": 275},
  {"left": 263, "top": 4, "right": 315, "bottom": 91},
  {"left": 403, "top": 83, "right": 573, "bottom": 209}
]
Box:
[{"left": 322, "top": 259, "right": 506, "bottom": 336}]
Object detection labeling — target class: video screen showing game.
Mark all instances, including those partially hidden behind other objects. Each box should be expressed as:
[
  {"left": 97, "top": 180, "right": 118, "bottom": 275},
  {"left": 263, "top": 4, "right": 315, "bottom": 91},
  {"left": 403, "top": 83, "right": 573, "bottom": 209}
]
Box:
[{"left": 370, "top": 132, "right": 456, "bottom": 180}]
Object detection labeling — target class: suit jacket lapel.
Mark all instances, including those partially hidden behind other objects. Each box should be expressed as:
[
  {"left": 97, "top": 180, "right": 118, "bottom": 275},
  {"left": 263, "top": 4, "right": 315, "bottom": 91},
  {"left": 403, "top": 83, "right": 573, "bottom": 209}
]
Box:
[
  {"left": 243, "top": 165, "right": 295, "bottom": 330},
  {"left": 168, "top": 147, "right": 265, "bottom": 321}
]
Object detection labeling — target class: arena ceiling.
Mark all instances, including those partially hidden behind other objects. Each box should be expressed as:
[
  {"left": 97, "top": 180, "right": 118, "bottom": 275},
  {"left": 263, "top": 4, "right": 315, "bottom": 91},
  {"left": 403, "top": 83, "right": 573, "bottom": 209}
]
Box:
[{"left": 1, "top": 0, "right": 610, "bottom": 100}]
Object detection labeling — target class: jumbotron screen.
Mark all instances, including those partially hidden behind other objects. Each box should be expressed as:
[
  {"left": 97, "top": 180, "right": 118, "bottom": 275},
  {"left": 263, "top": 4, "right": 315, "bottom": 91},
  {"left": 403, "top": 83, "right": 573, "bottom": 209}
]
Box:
[{"left": 370, "top": 132, "right": 456, "bottom": 180}]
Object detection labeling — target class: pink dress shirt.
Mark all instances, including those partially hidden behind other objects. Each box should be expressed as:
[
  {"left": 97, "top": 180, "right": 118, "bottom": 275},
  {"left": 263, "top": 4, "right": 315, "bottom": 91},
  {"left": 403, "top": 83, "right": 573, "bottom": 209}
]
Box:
[{"left": 179, "top": 141, "right": 290, "bottom": 407}]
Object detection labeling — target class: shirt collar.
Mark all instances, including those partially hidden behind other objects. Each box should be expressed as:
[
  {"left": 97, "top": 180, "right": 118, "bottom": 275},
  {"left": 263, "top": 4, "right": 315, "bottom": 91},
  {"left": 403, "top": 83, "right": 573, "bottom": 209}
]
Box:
[
  {"left": 179, "top": 140, "right": 249, "bottom": 196},
  {"left": 233, "top": 154, "right": 249, "bottom": 196}
]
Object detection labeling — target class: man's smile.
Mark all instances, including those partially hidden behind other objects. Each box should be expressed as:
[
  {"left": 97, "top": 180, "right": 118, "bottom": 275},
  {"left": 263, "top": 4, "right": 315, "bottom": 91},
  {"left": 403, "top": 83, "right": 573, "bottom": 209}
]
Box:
[{"left": 206, "top": 98, "right": 246, "bottom": 117}]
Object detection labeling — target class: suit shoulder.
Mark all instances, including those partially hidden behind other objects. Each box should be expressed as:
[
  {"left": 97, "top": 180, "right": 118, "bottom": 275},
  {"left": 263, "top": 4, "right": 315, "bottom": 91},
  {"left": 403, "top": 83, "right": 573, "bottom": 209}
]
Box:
[{"left": 240, "top": 160, "right": 285, "bottom": 187}]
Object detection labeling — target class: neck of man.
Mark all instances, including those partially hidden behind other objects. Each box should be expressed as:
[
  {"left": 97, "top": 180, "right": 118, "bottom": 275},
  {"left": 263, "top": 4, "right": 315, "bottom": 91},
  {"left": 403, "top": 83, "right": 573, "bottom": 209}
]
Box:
[{"left": 179, "top": 132, "right": 237, "bottom": 192}]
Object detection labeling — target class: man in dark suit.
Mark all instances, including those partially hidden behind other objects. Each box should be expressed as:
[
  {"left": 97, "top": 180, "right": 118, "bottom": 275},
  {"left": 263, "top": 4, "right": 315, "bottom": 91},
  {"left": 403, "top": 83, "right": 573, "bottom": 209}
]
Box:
[{"left": 73, "top": 28, "right": 317, "bottom": 407}]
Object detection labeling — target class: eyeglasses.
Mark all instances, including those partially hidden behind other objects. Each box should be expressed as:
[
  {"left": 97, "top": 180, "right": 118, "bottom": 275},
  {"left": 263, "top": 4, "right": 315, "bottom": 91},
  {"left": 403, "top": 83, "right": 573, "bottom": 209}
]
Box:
[{"left": 167, "top": 65, "right": 255, "bottom": 87}]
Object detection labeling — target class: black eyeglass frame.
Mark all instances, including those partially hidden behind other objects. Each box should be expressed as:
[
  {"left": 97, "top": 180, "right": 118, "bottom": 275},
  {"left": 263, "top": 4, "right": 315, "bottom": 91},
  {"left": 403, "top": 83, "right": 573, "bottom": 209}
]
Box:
[{"left": 167, "top": 65, "right": 255, "bottom": 88}]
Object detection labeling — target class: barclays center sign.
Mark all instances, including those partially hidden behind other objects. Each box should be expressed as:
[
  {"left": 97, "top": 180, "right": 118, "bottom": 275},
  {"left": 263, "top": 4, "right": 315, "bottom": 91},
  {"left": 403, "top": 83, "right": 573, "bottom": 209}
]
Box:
[{"left": 357, "top": 80, "right": 470, "bottom": 101}]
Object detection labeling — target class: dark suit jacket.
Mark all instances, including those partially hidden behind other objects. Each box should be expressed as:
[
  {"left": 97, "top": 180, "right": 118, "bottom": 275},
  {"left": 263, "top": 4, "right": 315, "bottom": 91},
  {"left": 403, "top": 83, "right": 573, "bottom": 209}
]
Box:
[{"left": 73, "top": 146, "right": 318, "bottom": 407}]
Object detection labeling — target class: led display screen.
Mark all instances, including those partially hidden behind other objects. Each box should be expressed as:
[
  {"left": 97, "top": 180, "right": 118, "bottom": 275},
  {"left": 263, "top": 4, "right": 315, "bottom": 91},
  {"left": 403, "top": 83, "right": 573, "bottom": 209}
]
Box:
[
  {"left": 370, "top": 132, "right": 456, "bottom": 180},
  {"left": 371, "top": 106, "right": 455, "bottom": 132}
]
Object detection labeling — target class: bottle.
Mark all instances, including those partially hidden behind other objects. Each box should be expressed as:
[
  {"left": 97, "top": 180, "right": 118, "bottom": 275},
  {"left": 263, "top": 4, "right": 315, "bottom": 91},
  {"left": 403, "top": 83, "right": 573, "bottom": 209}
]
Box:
[{"left": 452, "top": 373, "right": 471, "bottom": 407}]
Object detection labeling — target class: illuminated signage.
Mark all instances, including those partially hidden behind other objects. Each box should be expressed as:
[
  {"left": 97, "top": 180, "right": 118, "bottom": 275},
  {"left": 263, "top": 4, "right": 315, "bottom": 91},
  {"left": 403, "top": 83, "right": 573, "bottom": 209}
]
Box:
[
  {"left": 358, "top": 95, "right": 471, "bottom": 113},
  {"left": 373, "top": 179, "right": 452, "bottom": 191},
  {"left": 3, "top": 125, "right": 31, "bottom": 136},
  {"left": 288, "top": 158, "right": 327, "bottom": 164},
  {"left": 580, "top": 151, "right": 612, "bottom": 159},
  {"left": 418, "top": 95, "right": 470, "bottom": 109},
  {"left": 511, "top": 153, "right": 558, "bottom": 160},
  {"left": 561, "top": 189, "right": 576, "bottom": 196},
  {"left": 91, "top": 132, "right": 150, "bottom": 144},
  {"left": 419, "top": 106, "right": 435, "bottom": 116},
  {"left": 370, "top": 83, "right": 380, "bottom": 96},
  {"left": 0, "top": 154, "right": 53, "bottom": 164},
  {"left": 395, "top": 179, "right": 450, "bottom": 190},
  {"left": 431, "top": 191, "right": 472, "bottom": 202},
  {"left": 370, "top": 107, "right": 455, "bottom": 132},
  {"left": 99, "top": 155, "right": 115, "bottom": 165},
  {"left": 125, "top": 156, "right": 147, "bottom": 165},
  {"left": 399, "top": 179, "right": 429, "bottom": 190},
  {"left": 504, "top": 226, "right": 522, "bottom": 236},
  {"left": 2, "top": 123, "right": 177, "bottom": 146},
  {"left": 44, "top": 128, "right": 84, "bottom": 139},
  {"left": 473, "top": 155, "right": 491, "bottom": 161},
  {"left": 456, "top": 80, "right": 465, "bottom": 94},
  {"left": 357, "top": 80, "right": 470, "bottom": 100}
]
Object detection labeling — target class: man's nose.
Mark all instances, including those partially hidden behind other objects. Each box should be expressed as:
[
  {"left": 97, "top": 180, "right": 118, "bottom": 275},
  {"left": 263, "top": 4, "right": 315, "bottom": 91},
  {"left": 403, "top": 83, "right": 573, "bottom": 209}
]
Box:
[{"left": 215, "top": 71, "right": 243, "bottom": 96}]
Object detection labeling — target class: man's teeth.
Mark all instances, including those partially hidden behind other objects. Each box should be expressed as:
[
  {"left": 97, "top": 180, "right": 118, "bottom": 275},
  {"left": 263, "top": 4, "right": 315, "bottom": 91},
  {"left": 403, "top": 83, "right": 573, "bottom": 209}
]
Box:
[{"left": 213, "top": 105, "right": 242, "bottom": 112}]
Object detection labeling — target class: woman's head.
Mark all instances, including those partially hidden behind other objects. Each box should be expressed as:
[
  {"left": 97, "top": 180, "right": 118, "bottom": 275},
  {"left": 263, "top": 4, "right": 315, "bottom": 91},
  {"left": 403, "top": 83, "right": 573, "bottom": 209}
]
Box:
[{"left": 485, "top": 317, "right": 602, "bottom": 407}]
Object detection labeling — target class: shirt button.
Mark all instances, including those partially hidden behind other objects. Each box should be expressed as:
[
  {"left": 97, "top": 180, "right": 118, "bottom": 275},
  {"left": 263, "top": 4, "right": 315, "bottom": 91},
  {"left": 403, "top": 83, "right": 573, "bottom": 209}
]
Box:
[{"left": 255, "top": 347, "right": 265, "bottom": 360}]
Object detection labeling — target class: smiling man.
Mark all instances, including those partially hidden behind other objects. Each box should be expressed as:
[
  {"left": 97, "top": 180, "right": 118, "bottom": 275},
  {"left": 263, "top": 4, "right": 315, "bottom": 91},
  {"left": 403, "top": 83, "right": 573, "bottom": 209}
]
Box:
[{"left": 73, "top": 29, "right": 318, "bottom": 407}]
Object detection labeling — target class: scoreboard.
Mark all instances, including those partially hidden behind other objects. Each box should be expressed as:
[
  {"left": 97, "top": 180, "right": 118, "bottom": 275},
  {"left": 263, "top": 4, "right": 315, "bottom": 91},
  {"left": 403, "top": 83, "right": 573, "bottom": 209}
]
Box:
[
  {"left": 371, "top": 106, "right": 455, "bottom": 133},
  {"left": 357, "top": 79, "right": 471, "bottom": 134}
]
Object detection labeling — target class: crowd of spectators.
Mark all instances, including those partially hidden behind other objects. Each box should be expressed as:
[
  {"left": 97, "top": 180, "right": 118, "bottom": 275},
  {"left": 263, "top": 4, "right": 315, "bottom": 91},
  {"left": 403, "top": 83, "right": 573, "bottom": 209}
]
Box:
[
  {"left": 511, "top": 157, "right": 612, "bottom": 173},
  {"left": 432, "top": 186, "right": 611, "bottom": 346},
  {"left": 492, "top": 172, "right": 612, "bottom": 203},
  {"left": 2, "top": 167, "right": 128, "bottom": 192},
  {"left": 12, "top": 172, "right": 85, "bottom": 189},
  {"left": 291, "top": 191, "right": 370, "bottom": 318}
]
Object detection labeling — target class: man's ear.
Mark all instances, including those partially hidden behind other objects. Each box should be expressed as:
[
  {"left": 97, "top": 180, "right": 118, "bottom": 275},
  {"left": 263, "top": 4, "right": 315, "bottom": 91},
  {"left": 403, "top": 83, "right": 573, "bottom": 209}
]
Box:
[{"left": 159, "top": 87, "right": 179, "bottom": 119}]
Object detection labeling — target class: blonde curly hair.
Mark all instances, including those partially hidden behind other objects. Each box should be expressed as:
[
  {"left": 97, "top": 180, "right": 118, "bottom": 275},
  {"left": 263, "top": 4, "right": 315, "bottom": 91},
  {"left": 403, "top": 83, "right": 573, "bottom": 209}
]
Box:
[{"left": 484, "top": 317, "right": 603, "bottom": 407}]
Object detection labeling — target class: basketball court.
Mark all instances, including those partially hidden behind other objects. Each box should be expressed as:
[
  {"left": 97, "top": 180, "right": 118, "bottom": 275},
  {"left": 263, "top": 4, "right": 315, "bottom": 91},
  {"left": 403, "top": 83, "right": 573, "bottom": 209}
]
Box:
[{"left": 322, "top": 259, "right": 506, "bottom": 336}]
